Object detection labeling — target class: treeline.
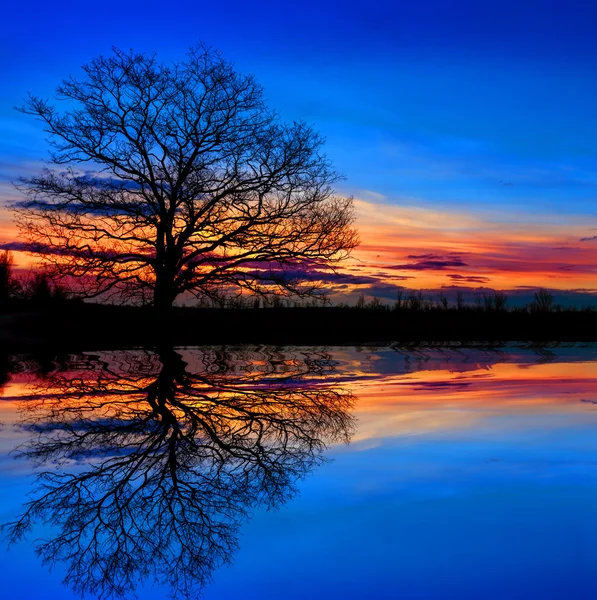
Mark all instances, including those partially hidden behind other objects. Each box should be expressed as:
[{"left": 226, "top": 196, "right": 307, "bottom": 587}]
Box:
[
  {"left": 0, "top": 251, "right": 71, "bottom": 307},
  {"left": 349, "top": 288, "right": 582, "bottom": 314},
  {"left": 195, "top": 287, "right": 589, "bottom": 314}
]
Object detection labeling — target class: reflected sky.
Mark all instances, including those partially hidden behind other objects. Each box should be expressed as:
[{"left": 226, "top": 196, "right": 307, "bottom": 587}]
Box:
[{"left": 1, "top": 345, "right": 597, "bottom": 598}]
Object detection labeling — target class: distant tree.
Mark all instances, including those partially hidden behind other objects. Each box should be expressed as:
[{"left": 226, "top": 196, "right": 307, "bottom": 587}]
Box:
[
  {"left": 482, "top": 293, "right": 494, "bottom": 311},
  {"left": 493, "top": 290, "right": 508, "bottom": 311},
  {"left": 25, "top": 272, "right": 69, "bottom": 305},
  {"left": 0, "top": 251, "right": 17, "bottom": 301},
  {"left": 437, "top": 292, "right": 449, "bottom": 310},
  {"left": 530, "top": 288, "right": 554, "bottom": 313},
  {"left": 474, "top": 294, "right": 483, "bottom": 311},
  {"left": 456, "top": 291, "right": 465, "bottom": 310},
  {"left": 368, "top": 296, "right": 384, "bottom": 310},
  {"left": 14, "top": 46, "right": 358, "bottom": 309},
  {"left": 29, "top": 273, "right": 52, "bottom": 305},
  {"left": 408, "top": 291, "right": 424, "bottom": 311}
]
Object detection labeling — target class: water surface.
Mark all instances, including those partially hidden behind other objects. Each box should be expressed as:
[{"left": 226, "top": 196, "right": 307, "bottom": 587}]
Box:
[{"left": 1, "top": 345, "right": 597, "bottom": 599}]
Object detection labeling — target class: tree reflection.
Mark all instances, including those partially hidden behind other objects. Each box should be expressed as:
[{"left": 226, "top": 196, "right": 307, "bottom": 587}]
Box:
[{"left": 3, "top": 347, "right": 354, "bottom": 599}]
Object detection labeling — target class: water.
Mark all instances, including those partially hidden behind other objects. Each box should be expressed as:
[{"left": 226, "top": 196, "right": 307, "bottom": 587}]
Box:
[{"left": 1, "top": 345, "right": 597, "bottom": 599}]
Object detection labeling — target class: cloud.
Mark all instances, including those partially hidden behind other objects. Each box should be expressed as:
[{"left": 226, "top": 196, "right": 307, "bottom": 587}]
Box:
[
  {"left": 447, "top": 274, "right": 490, "bottom": 284},
  {"left": 385, "top": 258, "right": 468, "bottom": 271},
  {"left": 0, "top": 241, "right": 28, "bottom": 252},
  {"left": 406, "top": 253, "right": 444, "bottom": 260},
  {"left": 411, "top": 381, "right": 473, "bottom": 391},
  {"left": 580, "top": 236, "right": 597, "bottom": 242},
  {"left": 357, "top": 282, "right": 408, "bottom": 300},
  {"left": 0, "top": 240, "right": 153, "bottom": 261},
  {"left": 244, "top": 266, "right": 385, "bottom": 286}
]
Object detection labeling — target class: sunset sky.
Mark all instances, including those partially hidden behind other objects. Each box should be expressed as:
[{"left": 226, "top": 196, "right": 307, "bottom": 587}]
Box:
[{"left": 1, "top": 0, "right": 596, "bottom": 304}]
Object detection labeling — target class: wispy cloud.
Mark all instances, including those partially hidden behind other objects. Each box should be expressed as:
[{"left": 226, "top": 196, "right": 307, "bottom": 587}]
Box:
[
  {"left": 448, "top": 274, "right": 490, "bottom": 284},
  {"left": 385, "top": 258, "right": 468, "bottom": 271},
  {"left": 349, "top": 197, "right": 597, "bottom": 293}
]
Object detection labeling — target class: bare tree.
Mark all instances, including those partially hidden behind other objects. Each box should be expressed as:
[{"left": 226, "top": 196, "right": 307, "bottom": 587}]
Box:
[
  {"left": 531, "top": 288, "right": 554, "bottom": 312},
  {"left": 456, "top": 291, "right": 465, "bottom": 310},
  {"left": 493, "top": 290, "right": 508, "bottom": 311},
  {"left": 437, "top": 291, "right": 449, "bottom": 310},
  {"left": 14, "top": 46, "right": 358, "bottom": 308},
  {"left": 3, "top": 347, "right": 354, "bottom": 599}
]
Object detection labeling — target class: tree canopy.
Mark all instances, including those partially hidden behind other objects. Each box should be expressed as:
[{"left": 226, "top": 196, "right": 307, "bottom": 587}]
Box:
[{"left": 15, "top": 45, "right": 358, "bottom": 308}]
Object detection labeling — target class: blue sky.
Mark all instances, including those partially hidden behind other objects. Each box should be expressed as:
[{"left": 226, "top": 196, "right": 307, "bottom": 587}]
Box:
[{"left": 2, "top": 0, "right": 596, "bottom": 209}]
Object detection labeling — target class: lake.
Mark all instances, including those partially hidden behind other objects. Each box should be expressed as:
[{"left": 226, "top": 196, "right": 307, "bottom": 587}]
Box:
[{"left": 1, "top": 344, "right": 597, "bottom": 599}]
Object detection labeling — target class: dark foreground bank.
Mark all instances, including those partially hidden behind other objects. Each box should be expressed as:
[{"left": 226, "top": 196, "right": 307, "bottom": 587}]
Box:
[{"left": 1, "top": 302, "right": 597, "bottom": 350}]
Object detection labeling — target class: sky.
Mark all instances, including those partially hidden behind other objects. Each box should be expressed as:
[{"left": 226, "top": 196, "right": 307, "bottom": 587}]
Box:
[{"left": 1, "top": 0, "right": 596, "bottom": 304}]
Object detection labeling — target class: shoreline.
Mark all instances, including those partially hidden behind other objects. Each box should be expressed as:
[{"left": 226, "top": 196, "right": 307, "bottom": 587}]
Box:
[{"left": 1, "top": 303, "right": 597, "bottom": 351}]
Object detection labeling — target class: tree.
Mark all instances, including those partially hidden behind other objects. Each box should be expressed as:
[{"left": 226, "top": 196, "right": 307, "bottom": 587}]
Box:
[
  {"left": 531, "top": 288, "right": 554, "bottom": 312},
  {"left": 14, "top": 46, "right": 358, "bottom": 309},
  {"left": 3, "top": 347, "right": 354, "bottom": 599},
  {"left": 493, "top": 289, "right": 508, "bottom": 311},
  {"left": 0, "top": 251, "right": 17, "bottom": 302},
  {"left": 25, "top": 272, "right": 69, "bottom": 305}
]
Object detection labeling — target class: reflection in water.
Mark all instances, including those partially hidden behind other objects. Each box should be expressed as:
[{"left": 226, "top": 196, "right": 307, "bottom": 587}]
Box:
[{"left": 2, "top": 347, "right": 355, "bottom": 599}]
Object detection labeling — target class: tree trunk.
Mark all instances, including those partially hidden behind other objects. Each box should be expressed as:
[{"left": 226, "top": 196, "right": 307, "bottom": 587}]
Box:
[{"left": 153, "top": 272, "right": 175, "bottom": 310}]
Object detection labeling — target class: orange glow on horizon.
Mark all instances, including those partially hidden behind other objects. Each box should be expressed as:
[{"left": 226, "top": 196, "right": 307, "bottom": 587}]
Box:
[
  {"left": 1, "top": 196, "right": 596, "bottom": 296},
  {"left": 3, "top": 352, "right": 596, "bottom": 444},
  {"left": 345, "top": 198, "right": 597, "bottom": 294}
]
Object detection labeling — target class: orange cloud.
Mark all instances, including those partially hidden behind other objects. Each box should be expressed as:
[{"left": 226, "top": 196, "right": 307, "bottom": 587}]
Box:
[{"left": 345, "top": 198, "right": 597, "bottom": 294}]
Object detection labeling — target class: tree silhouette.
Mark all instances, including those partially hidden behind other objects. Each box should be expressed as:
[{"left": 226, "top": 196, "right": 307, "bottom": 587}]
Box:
[
  {"left": 531, "top": 288, "right": 555, "bottom": 312},
  {"left": 0, "top": 251, "right": 19, "bottom": 302},
  {"left": 3, "top": 347, "right": 354, "bottom": 599},
  {"left": 15, "top": 46, "right": 358, "bottom": 308}
]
